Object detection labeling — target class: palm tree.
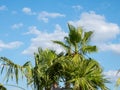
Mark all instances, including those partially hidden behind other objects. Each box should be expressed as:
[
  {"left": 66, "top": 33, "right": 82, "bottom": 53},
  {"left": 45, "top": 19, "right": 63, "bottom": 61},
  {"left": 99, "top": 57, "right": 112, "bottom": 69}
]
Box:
[
  {"left": 0, "top": 48, "right": 59, "bottom": 90},
  {"left": 53, "top": 24, "right": 98, "bottom": 88},
  {"left": 25, "top": 48, "right": 60, "bottom": 90},
  {"left": 53, "top": 24, "right": 109, "bottom": 90}
]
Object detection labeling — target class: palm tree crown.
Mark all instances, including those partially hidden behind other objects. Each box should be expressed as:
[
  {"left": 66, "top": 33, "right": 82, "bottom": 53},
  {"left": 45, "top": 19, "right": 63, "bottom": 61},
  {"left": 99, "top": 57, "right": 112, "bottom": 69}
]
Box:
[{"left": 53, "top": 23, "right": 97, "bottom": 56}]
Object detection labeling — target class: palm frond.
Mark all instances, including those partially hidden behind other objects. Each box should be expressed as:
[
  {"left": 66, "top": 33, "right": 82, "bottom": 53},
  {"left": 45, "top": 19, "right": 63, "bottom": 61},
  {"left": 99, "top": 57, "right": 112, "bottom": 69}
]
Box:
[
  {"left": 52, "top": 40, "right": 70, "bottom": 50},
  {"left": 116, "top": 78, "right": 120, "bottom": 88},
  {"left": 81, "top": 45, "right": 98, "bottom": 54},
  {"left": 82, "top": 31, "right": 93, "bottom": 44},
  {"left": 0, "top": 57, "right": 31, "bottom": 84},
  {"left": 0, "top": 57, "right": 23, "bottom": 84}
]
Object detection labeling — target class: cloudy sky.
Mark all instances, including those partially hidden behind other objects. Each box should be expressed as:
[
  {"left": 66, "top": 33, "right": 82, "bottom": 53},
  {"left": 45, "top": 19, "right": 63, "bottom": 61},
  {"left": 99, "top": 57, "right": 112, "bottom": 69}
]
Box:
[{"left": 0, "top": 0, "right": 120, "bottom": 89}]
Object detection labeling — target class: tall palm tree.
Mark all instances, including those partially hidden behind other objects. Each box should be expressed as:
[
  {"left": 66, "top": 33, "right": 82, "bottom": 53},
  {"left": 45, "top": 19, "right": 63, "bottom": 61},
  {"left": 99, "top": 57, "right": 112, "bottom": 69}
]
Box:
[
  {"left": 53, "top": 24, "right": 109, "bottom": 89},
  {"left": 53, "top": 24, "right": 98, "bottom": 88}
]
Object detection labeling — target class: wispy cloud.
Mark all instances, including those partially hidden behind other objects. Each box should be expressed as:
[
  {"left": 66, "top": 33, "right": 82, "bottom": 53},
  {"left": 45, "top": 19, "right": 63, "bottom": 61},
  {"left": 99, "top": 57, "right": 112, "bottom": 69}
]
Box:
[
  {"left": 0, "top": 5, "right": 7, "bottom": 11},
  {"left": 22, "top": 24, "right": 67, "bottom": 55},
  {"left": 104, "top": 70, "right": 120, "bottom": 82},
  {"left": 22, "top": 7, "right": 36, "bottom": 15},
  {"left": 69, "top": 11, "right": 120, "bottom": 54},
  {"left": 38, "top": 11, "right": 65, "bottom": 23},
  {"left": 72, "top": 5, "right": 83, "bottom": 10},
  {"left": 98, "top": 43, "right": 120, "bottom": 54},
  {"left": 0, "top": 40, "right": 23, "bottom": 51},
  {"left": 23, "top": 26, "right": 41, "bottom": 35},
  {"left": 11, "top": 23, "right": 23, "bottom": 29}
]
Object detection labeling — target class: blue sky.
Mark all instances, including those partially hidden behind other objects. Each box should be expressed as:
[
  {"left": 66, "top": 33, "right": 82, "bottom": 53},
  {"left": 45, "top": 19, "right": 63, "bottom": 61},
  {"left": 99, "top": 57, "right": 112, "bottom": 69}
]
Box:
[{"left": 0, "top": 0, "right": 120, "bottom": 90}]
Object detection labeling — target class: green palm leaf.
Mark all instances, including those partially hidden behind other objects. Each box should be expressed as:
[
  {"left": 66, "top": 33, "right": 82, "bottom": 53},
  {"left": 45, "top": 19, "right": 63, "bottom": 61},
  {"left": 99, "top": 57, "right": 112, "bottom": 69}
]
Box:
[
  {"left": 81, "top": 45, "right": 97, "bottom": 54},
  {"left": 82, "top": 31, "right": 93, "bottom": 44}
]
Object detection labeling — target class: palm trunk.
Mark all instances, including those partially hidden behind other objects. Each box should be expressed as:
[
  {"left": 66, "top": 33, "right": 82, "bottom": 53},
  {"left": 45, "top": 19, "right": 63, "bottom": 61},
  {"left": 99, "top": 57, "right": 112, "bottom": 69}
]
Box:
[
  {"left": 65, "top": 82, "right": 70, "bottom": 89},
  {"left": 75, "top": 43, "right": 78, "bottom": 54},
  {"left": 79, "top": 86, "right": 82, "bottom": 90},
  {"left": 45, "top": 87, "right": 51, "bottom": 90},
  {"left": 65, "top": 78, "right": 70, "bottom": 89}
]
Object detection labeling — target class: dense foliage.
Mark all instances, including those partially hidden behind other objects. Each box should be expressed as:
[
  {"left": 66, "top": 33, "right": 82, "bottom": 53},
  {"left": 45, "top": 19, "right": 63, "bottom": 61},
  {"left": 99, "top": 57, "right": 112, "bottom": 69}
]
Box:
[{"left": 0, "top": 24, "right": 109, "bottom": 90}]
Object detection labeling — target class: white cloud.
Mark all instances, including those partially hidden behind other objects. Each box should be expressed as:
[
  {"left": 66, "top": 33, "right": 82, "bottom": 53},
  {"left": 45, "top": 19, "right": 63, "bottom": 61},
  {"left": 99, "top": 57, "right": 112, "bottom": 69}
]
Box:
[
  {"left": 72, "top": 5, "right": 83, "bottom": 10},
  {"left": 23, "top": 26, "right": 41, "bottom": 35},
  {"left": 38, "top": 11, "right": 65, "bottom": 23},
  {"left": 0, "top": 40, "right": 23, "bottom": 51},
  {"left": 22, "top": 24, "right": 67, "bottom": 55},
  {"left": 55, "top": 24, "right": 63, "bottom": 31},
  {"left": 98, "top": 43, "right": 120, "bottom": 54},
  {"left": 11, "top": 23, "right": 23, "bottom": 29},
  {"left": 0, "top": 5, "right": 7, "bottom": 11},
  {"left": 69, "top": 11, "right": 120, "bottom": 54},
  {"left": 22, "top": 7, "right": 36, "bottom": 15},
  {"left": 104, "top": 70, "right": 120, "bottom": 82},
  {"left": 69, "top": 11, "right": 120, "bottom": 42}
]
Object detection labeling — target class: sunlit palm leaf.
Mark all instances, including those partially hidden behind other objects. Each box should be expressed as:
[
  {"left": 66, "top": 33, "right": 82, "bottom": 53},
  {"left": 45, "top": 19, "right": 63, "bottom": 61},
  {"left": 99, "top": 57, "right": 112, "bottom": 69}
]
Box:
[
  {"left": 0, "top": 57, "right": 31, "bottom": 84},
  {"left": 81, "top": 45, "right": 97, "bottom": 54},
  {"left": 69, "top": 58, "right": 109, "bottom": 90}
]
